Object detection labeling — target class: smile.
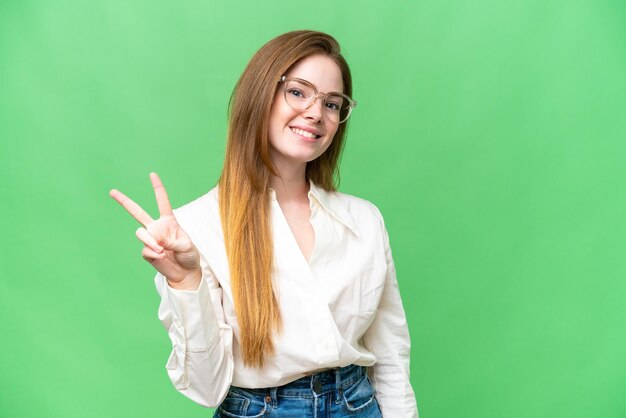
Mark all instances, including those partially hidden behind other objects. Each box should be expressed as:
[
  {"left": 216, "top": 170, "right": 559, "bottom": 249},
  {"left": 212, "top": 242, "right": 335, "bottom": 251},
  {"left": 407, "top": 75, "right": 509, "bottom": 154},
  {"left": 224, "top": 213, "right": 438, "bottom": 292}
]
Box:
[{"left": 290, "top": 127, "right": 321, "bottom": 140}]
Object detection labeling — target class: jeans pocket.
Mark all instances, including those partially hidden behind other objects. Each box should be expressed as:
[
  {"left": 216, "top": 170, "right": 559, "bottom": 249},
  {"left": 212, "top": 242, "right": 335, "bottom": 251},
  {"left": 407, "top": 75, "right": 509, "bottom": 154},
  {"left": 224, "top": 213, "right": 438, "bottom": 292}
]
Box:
[
  {"left": 216, "top": 388, "right": 267, "bottom": 418},
  {"left": 341, "top": 374, "right": 376, "bottom": 413}
]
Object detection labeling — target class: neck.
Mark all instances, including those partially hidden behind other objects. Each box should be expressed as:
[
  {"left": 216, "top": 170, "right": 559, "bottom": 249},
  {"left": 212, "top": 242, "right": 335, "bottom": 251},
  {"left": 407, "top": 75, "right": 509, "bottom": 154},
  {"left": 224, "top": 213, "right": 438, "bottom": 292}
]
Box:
[{"left": 269, "top": 162, "right": 309, "bottom": 203}]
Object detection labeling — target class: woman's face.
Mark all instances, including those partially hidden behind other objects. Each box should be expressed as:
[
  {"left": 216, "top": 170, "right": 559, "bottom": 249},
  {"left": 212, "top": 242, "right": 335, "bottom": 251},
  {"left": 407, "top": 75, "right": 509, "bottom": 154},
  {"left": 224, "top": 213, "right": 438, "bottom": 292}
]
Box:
[{"left": 268, "top": 54, "right": 344, "bottom": 172}]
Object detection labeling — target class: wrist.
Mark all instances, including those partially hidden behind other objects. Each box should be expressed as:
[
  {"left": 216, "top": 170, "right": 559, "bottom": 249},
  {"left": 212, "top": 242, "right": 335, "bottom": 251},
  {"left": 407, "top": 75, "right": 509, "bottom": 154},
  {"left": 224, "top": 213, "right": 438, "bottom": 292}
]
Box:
[{"left": 167, "top": 269, "right": 202, "bottom": 291}]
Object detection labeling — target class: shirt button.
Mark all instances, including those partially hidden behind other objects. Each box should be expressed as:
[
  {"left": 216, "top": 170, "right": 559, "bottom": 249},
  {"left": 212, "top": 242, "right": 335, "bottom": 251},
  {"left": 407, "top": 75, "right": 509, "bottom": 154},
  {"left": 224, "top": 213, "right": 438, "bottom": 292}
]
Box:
[{"left": 313, "top": 380, "right": 323, "bottom": 393}]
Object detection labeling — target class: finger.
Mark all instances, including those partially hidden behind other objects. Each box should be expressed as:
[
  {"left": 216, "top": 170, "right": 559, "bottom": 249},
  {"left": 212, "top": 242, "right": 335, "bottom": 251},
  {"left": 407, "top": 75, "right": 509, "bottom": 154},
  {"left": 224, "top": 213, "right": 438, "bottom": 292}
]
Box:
[
  {"left": 142, "top": 246, "right": 166, "bottom": 263},
  {"left": 162, "top": 236, "right": 192, "bottom": 253},
  {"left": 109, "top": 189, "right": 154, "bottom": 226},
  {"left": 135, "top": 227, "right": 164, "bottom": 253},
  {"left": 150, "top": 172, "right": 174, "bottom": 216}
]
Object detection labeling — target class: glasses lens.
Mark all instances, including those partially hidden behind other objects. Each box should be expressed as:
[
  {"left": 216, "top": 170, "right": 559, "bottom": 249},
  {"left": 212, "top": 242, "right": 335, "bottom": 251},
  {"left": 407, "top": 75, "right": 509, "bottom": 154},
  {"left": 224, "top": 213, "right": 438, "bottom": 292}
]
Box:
[
  {"left": 284, "top": 80, "right": 315, "bottom": 110},
  {"left": 325, "top": 93, "right": 352, "bottom": 123}
]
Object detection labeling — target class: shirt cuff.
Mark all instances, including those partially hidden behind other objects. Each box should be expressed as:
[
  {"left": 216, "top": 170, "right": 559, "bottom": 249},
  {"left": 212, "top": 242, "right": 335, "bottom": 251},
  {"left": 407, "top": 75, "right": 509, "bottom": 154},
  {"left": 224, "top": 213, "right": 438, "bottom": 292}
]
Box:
[{"left": 163, "top": 275, "right": 221, "bottom": 352}]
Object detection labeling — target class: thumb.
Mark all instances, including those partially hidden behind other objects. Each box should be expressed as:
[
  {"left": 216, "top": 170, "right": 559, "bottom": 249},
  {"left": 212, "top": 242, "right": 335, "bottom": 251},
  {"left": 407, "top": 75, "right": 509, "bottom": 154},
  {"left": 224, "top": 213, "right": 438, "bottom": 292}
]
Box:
[{"left": 162, "top": 236, "right": 192, "bottom": 253}]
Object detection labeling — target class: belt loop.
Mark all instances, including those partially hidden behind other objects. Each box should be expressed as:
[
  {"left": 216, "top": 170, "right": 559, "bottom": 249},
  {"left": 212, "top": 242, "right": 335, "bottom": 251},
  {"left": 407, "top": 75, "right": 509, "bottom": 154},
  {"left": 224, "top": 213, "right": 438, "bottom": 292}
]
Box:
[{"left": 270, "top": 387, "right": 278, "bottom": 408}]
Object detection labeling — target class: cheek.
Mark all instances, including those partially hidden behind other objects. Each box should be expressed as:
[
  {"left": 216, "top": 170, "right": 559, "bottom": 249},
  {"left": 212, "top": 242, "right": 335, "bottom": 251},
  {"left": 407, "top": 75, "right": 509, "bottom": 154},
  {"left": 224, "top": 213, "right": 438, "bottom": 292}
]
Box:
[
  {"left": 269, "top": 101, "right": 297, "bottom": 132},
  {"left": 326, "top": 124, "right": 340, "bottom": 142},
  {"left": 320, "top": 129, "right": 339, "bottom": 154}
]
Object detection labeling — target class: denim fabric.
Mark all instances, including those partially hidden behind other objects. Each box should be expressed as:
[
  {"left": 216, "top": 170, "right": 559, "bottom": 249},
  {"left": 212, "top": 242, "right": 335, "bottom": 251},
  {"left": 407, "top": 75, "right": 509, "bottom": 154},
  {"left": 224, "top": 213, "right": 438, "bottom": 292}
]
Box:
[{"left": 213, "top": 364, "right": 382, "bottom": 417}]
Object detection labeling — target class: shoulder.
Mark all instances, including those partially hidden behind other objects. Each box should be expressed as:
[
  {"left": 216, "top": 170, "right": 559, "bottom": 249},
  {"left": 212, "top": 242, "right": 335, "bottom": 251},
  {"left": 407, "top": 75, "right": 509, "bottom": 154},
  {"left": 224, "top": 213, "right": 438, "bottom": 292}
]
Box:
[
  {"left": 333, "top": 190, "right": 384, "bottom": 221},
  {"left": 312, "top": 185, "right": 387, "bottom": 237},
  {"left": 173, "top": 186, "right": 218, "bottom": 214},
  {"left": 171, "top": 186, "right": 220, "bottom": 233}
]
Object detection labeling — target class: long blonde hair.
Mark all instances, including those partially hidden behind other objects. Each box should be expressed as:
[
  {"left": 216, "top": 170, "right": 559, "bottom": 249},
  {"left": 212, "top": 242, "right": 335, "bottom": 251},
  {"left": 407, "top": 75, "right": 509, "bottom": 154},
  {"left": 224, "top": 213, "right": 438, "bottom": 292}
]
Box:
[{"left": 218, "top": 30, "right": 353, "bottom": 368}]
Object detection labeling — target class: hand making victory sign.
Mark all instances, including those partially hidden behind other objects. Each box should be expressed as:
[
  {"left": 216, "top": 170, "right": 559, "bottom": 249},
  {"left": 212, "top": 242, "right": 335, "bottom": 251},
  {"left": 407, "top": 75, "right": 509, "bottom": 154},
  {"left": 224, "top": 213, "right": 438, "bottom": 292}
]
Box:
[{"left": 109, "top": 172, "right": 201, "bottom": 290}]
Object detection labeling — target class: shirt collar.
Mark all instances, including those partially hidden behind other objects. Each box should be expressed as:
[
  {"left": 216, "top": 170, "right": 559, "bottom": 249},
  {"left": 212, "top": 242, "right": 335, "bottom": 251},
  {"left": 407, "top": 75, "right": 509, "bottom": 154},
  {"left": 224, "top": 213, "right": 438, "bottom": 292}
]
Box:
[{"left": 308, "top": 182, "right": 360, "bottom": 237}]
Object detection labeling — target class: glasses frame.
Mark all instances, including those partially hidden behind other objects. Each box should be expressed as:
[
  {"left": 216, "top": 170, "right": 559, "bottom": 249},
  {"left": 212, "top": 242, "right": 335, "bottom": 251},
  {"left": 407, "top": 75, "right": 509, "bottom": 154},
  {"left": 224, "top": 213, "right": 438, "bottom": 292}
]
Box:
[{"left": 279, "top": 76, "right": 357, "bottom": 124}]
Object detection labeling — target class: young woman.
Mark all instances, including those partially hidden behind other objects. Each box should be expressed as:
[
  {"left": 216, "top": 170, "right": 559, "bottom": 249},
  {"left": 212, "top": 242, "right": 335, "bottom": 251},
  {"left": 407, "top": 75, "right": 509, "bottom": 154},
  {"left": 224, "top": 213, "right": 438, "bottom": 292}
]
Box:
[{"left": 110, "top": 30, "right": 418, "bottom": 417}]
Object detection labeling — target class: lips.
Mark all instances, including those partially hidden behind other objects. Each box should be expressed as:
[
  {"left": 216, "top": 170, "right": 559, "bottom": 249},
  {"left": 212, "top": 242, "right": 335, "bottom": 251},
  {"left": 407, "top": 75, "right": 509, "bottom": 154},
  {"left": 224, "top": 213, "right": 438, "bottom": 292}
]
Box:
[{"left": 290, "top": 126, "right": 322, "bottom": 139}]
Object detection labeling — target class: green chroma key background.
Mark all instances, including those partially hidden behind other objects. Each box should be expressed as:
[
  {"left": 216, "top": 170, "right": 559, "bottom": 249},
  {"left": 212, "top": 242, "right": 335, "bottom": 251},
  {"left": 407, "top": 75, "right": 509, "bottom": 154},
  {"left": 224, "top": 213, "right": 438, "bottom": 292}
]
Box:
[{"left": 1, "top": 0, "right": 625, "bottom": 417}]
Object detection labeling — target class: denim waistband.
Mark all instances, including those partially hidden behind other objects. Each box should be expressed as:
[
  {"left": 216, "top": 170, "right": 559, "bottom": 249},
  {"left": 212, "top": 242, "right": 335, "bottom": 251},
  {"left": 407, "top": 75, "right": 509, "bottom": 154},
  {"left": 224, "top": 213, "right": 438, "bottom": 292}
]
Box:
[{"left": 232, "top": 364, "right": 367, "bottom": 398}]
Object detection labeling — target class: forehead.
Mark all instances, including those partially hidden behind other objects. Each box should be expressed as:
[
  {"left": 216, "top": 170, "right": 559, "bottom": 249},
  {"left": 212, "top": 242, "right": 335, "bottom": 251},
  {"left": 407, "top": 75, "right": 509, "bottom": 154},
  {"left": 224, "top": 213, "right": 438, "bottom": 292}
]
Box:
[{"left": 286, "top": 54, "right": 344, "bottom": 93}]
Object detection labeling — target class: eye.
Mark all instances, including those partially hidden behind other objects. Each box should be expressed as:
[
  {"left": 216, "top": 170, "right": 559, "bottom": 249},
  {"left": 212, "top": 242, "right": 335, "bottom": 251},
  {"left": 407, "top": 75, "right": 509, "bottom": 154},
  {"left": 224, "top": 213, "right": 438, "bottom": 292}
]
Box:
[
  {"left": 325, "top": 101, "right": 340, "bottom": 111},
  {"left": 287, "top": 88, "right": 306, "bottom": 99},
  {"left": 324, "top": 95, "right": 344, "bottom": 112}
]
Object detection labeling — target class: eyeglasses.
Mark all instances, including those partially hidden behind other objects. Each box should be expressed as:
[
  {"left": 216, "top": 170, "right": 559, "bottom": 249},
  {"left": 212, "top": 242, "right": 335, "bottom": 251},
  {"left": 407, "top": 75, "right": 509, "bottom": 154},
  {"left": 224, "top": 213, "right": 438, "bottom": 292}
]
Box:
[{"left": 279, "top": 76, "right": 357, "bottom": 123}]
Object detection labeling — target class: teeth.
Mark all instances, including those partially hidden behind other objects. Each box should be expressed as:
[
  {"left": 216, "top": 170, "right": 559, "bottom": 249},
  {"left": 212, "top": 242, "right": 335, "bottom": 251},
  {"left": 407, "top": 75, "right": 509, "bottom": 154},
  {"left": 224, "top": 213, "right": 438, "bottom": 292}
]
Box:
[{"left": 291, "top": 127, "right": 318, "bottom": 139}]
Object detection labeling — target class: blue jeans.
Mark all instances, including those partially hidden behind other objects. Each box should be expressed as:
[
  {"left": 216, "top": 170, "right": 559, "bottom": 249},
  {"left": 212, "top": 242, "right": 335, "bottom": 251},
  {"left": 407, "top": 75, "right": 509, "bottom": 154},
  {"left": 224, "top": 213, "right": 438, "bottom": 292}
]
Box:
[{"left": 213, "top": 364, "right": 382, "bottom": 417}]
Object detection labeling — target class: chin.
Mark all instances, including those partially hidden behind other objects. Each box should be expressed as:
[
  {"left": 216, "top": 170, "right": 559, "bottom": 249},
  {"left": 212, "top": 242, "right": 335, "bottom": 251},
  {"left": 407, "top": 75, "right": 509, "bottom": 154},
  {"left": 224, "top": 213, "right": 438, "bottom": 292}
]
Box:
[
  {"left": 272, "top": 147, "right": 328, "bottom": 167},
  {"left": 269, "top": 131, "right": 333, "bottom": 168},
  {"left": 291, "top": 151, "right": 324, "bottom": 164}
]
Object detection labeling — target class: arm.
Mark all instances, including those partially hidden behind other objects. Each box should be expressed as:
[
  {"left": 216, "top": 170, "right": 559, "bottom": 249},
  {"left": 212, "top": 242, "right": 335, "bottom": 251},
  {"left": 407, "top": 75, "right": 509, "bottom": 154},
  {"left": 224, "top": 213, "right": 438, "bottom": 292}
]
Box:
[
  {"left": 362, "top": 217, "right": 418, "bottom": 418},
  {"left": 155, "top": 258, "right": 234, "bottom": 407},
  {"left": 110, "top": 173, "right": 234, "bottom": 407}
]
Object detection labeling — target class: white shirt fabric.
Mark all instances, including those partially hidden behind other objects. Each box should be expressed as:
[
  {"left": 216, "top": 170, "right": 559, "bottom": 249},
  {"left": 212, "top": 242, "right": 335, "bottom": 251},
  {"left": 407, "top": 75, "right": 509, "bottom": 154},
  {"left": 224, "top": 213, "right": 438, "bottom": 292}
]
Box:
[{"left": 155, "top": 182, "right": 418, "bottom": 417}]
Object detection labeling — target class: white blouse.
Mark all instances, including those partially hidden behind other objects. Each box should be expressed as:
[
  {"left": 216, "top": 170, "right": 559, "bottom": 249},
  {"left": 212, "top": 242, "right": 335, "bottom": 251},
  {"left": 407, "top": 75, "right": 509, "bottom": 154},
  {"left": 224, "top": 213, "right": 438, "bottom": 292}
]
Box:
[{"left": 155, "top": 182, "right": 418, "bottom": 417}]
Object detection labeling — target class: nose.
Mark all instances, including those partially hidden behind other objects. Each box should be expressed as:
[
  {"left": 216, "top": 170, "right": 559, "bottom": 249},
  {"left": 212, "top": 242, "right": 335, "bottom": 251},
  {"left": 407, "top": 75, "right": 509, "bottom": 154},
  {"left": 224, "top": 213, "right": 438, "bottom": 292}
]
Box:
[{"left": 303, "top": 95, "right": 324, "bottom": 123}]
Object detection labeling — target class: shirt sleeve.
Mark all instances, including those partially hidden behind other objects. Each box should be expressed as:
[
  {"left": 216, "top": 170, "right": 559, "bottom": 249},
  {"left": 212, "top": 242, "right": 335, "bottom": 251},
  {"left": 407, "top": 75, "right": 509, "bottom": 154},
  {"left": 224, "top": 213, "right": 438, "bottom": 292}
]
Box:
[
  {"left": 362, "top": 214, "right": 419, "bottom": 418},
  {"left": 154, "top": 256, "right": 234, "bottom": 408}
]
